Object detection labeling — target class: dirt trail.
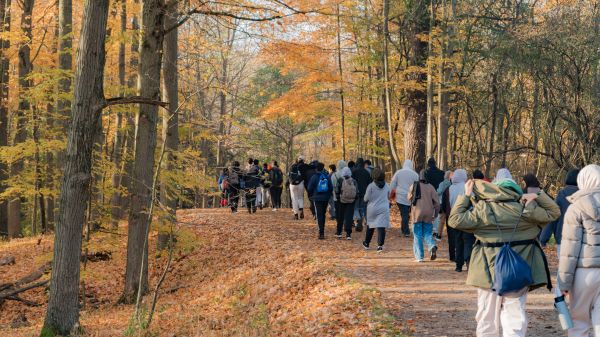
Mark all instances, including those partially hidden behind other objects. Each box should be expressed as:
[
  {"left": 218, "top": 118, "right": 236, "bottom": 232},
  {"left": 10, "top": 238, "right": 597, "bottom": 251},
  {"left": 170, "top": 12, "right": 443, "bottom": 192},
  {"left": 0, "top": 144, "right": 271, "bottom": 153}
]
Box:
[{"left": 235, "top": 206, "right": 563, "bottom": 337}]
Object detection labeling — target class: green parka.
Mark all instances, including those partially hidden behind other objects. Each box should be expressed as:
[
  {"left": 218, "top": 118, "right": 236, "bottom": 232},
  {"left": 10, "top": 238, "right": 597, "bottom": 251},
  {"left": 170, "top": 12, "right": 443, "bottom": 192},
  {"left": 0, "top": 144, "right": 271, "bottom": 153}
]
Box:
[{"left": 448, "top": 180, "right": 560, "bottom": 290}]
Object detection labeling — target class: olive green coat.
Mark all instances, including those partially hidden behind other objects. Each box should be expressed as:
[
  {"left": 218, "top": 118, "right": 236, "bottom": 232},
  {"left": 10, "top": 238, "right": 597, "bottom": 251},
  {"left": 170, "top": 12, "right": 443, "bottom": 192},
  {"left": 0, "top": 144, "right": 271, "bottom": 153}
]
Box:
[{"left": 448, "top": 180, "right": 560, "bottom": 290}]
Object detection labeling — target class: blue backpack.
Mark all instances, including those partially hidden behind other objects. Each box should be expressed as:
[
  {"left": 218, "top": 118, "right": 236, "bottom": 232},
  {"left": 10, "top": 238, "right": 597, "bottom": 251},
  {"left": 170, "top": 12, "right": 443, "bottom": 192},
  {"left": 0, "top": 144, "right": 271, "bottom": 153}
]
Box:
[
  {"left": 490, "top": 207, "right": 534, "bottom": 297},
  {"left": 316, "top": 173, "right": 329, "bottom": 193}
]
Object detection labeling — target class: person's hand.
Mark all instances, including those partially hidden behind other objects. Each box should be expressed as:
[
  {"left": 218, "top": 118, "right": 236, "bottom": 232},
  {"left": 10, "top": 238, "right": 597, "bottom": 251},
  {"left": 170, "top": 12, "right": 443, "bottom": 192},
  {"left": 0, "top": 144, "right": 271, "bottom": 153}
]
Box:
[
  {"left": 464, "top": 179, "right": 474, "bottom": 196},
  {"left": 521, "top": 193, "right": 538, "bottom": 206}
]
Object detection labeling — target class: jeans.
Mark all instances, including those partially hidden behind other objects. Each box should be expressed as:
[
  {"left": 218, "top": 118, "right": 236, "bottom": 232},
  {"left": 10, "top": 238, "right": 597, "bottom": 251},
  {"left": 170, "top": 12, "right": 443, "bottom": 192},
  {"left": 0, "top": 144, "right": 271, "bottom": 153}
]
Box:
[
  {"left": 313, "top": 201, "right": 328, "bottom": 234},
  {"left": 365, "top": 227, "right": 386, "bottom": 247},
  {"left": 455, "top": 230, "right": 475, "bottom": 269},
  {"left": 432, "top": 215, "right": 440, "bottom": 234},
  {"left": 397, "top": 203, "right": 411, "bottom": 235},
  {"left": 447, "top": 225, "right": 457, "bottom": 261},
  {"left": 269, "top": 186, "right": 282, "bottom": 208},
  {"left": 338, "top": 202, "right": 355, "bottom": 236},
  {"left": 328, "top": 196, "right": 336, "bottom": 218},
  {"left": 353, "top": 198, "right": 367, "bottom": 226},
  {"left": 412, "top": 222, "right": 436, "bottom": 261}
]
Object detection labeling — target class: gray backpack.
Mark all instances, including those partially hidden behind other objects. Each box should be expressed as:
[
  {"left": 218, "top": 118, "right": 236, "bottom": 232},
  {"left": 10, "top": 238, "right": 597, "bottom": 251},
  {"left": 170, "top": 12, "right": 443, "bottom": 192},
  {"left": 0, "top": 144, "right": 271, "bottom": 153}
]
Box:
[{"left": 340, "top": 177, "right": 357, "bottom": 203}]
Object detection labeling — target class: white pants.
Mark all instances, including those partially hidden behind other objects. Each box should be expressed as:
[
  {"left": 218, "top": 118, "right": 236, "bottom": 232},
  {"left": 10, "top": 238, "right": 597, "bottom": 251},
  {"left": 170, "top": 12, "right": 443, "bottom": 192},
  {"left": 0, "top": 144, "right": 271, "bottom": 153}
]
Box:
[
  {"left": 256, "top": 187, "right": 263, "bottom": 206},
  {"left": 569, "top": 268, "right": 600, "bottom": 337},
  {"left": 290, "top": 182, "right": 305, "bottom": 214},
  {"left": 476, "top": 289, "right": 528, "bottom": 337}
]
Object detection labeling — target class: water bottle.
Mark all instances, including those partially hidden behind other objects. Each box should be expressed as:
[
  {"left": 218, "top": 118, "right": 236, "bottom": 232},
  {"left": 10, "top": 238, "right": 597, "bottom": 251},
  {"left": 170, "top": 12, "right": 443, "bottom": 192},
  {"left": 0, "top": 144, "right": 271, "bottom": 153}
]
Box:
[{"left": 554, "top": 294, "right": 574, "bottom": 330}]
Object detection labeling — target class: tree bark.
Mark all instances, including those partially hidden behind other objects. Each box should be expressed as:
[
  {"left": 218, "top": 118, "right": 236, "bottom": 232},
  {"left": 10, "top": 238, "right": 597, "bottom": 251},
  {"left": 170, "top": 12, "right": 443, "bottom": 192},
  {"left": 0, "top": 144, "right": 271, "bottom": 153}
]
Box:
[
  {"left": 437, "top": 0, "right": 454, "bottom": 170},
  {"left": 425, "top": 0, "right": 435, "bottom": 160},
  {"left": 0, "top": 0, "right": 10, "bottom": 237},
  {"left": 123, "top": 0, "right": 165, "bottom": 302},
  {"left": 8, "top": 0, "right": 35, "bottom": 238},
  {"left": 110, "top": 0, "right": 127, "bottom": 229},
  {"left": 158, "top": 1, "right": 179, "bottom": 250},
  {"left": 404, "top": 0, "right": 430, "bottom": 172},
  {"left": 42, "top": 0, "right": 109, "bottom": 333},
  {"left": 382, "top": 0, "right": 400, "bottom": 171},
  {"left": 336, "top": 4, "right": 346, "bottom": 160}
]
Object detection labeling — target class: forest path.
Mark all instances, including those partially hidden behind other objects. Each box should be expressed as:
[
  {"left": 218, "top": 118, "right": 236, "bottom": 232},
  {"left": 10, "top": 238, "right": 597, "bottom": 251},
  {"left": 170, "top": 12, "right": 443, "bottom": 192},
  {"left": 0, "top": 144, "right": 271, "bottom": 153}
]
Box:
[{"left": 202, "top": 206, "right": 563, "bottom": 337}]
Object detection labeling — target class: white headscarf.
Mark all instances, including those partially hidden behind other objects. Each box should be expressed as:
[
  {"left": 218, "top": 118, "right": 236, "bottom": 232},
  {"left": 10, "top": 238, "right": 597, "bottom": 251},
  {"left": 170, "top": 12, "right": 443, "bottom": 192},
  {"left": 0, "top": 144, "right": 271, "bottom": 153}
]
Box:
[
  {"left": 341, "top": 167, "right": 352, "bottom": 178},
  {"left": 449, "top": 169, "right": 468, "bottom": 207},
  {"left": 577, "top": 164, "right": 600, "bottom": 191},
  {"left": 493, "top": 168, "right": 515, "bottom": 184},
  {"left": 402, "top": 159, "right": 415, "bottom": 171}
]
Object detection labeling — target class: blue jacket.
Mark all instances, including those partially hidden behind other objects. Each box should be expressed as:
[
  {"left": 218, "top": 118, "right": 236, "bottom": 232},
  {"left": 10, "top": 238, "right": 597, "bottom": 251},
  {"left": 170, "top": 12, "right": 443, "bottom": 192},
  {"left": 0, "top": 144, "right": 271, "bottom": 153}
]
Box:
[
  {"left": 307, "top": 171, "right": 333, "bottom": 202},
  {"left": 540, "top": 184, "right": 578, "bottom": 245}
]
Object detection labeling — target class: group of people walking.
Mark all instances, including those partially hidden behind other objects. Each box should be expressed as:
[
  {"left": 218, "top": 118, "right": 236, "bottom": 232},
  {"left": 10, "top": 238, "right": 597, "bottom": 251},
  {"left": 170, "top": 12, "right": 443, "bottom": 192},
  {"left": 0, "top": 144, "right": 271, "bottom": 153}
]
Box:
[{"left": 219, "top": 156, "right": 600, "bottom": 336}]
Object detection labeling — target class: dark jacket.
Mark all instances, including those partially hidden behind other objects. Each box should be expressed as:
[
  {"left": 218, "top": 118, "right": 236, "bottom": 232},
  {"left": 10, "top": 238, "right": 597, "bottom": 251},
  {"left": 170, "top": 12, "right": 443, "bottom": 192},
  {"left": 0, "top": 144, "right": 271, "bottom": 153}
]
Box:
[
  {"left": 307, "top": 171, "right": 333, "bottom": 202},
  {"left": 352, "top": 159, "right": 372, "bottom": 196},
  {"left": 424, "top": 163, "right": 445, "bottom": 190},
  {"left": 304, "top": 161, "right": 318, "bottom": 187},
  {"left": 269, "top": 166, "right": 284, "bottom": 187},
  {"left": 540, "top": 185, "right": 578, "bottom": 245},
  {"left": 244, "top": 164, "right": 261, "bottom": 189}
]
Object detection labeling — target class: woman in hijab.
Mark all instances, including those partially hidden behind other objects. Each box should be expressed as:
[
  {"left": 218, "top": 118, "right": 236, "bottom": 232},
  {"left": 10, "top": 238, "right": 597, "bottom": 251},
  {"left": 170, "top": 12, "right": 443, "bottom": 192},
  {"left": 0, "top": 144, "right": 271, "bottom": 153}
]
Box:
[
  {"left": 558, "top": 164, "right": 600, "bottom": 337},
  {"left": 362, "top": 168, "right": 391, "bottom": 253},
  {"left": 449, "top": 169, "right": 474, "bottom": 271}
]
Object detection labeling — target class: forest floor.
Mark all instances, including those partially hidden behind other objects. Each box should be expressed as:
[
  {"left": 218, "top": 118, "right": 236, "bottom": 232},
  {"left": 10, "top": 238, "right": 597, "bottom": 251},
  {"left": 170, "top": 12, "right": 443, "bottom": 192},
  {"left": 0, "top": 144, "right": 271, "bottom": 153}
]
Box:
[{"left": 0, "top": 207, "right": 562, "bottom": 337}]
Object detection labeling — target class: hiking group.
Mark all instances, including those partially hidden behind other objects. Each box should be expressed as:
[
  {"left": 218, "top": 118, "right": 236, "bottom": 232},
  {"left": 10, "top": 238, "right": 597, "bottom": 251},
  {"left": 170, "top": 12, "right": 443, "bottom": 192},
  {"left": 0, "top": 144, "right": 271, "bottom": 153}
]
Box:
[{"left": 218, "top": 157, "right": 600, "bottom": 337}]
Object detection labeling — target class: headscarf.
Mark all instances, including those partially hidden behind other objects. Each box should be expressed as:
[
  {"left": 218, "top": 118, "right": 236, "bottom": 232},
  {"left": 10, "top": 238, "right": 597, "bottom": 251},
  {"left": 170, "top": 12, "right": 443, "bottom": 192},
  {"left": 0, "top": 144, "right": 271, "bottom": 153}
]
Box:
[
  {"left": 452, "top": 169, "right": 468, "bottom": 184},
  {"left": 341, "top": 167, "right": 352, "bottom": 178},
  {"left": 402, "top": 159, "right": 415, "bottom": 171},
  {"left": 493, "top": 168, "right": 523, "bottom": 195},
  {"left": 577, "top": 164, "right": 600, "bottom": 191},
  {"left": 449, "top": 169, "right": 468, "bottom": 207}
]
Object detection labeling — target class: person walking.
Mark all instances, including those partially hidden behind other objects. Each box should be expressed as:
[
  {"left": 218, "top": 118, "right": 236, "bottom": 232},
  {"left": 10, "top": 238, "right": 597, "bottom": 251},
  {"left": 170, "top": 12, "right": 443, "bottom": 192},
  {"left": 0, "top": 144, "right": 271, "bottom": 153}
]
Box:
[
  {"left": 449, "top": 170, "right": 559, "bottom": 337},
  {"left": 288, "top": 157, "right": 306, "bottom": 220},
  {"left": 227, "top": 161, "right": 243, "bottom": 213},
  {"left": 244, "top": 159, "right": 261, "bottom": 213},
  {"left": 328, "top": 164, "right": 337, "bottom": 220},
  {"left": 424, "top": 158, "right": 445, "bottom": 240},
  {"left": 305, "top": 160, "right": 319, "bottom": 219},
  {"left": 408, "top": 170, "right": 440, "bottom": 262},
  {"left": 362, "top": 168, "right": 391, "bottom": 253},
  {"left": 352, "top": 158, "right": 372, "bottom": 231},
  {"left": 269, "top": 161, "right": 284, "bottom": 211},
  {"left": 335, "top": 167, "right": 357, "bottom": 239},
  {"left": 255, "top": 160, "right": 265, "bottom": 210},
  {"left": 449, "top": 169, "right": 474, "bottom": 272},
  {"left": 558, "top": 164, "right": 600, "bottom": 337},
  {"left": 436, "top": 170, "right": 452, "bottom": 241},
  {"left": 390, "top": 160, "right": 419, "bottom": 237},
  {"left": 540, "top": 169, "right": 579, "bottom": 256},
  {"left": 522, "top": 173, "right": 542, "bottom": 194},
  {"left": 307, "top": 162, "right": 333, "bottom": 240},
  {"left": 331, "top": 160, "right": 347, "bottom": 233}
]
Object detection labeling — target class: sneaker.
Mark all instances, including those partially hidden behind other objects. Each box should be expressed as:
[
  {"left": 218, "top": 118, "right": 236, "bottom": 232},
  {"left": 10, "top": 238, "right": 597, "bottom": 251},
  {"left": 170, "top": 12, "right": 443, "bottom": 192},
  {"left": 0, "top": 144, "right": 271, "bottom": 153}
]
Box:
[
  {"left": 294, "top": 214, "right": 299, "bottom": 220},
  {"left": 430, "top": 246, "right": 438, "bottom": 261},
  {"left": 299, "top": 210, "right": 304, "bottom": 219},
  {"left": 403, "top": 234, "right": 410, "bottom": 238},
  {"left": 318, "top": 233, "right": 325, "bottom": 240},
  {"left": 346, "top": 235, "right": 352, "bottom": 240},
  {"left": 376, "top": 246, "right": 383, "bottom": 253},
  {"left": 455, "top": 267, "right": 462, "bottom": 272},
  {"left": 435, "top": 234, "right": 442, "bottom": 241},
  {"left": 362, "top": 241, "right": 369, "bottom": 250},
  {"left": 335, "top": 233, "right": 342, "bottom": 239},
  {"left": 415, "top": 259, "right": 424, "bottom": 263},
  {"left": 272, "top": 208, "right": 277, "bottom": 212},
  {"left": 247, "top": 208, "right": 252, "bottom": 214}
]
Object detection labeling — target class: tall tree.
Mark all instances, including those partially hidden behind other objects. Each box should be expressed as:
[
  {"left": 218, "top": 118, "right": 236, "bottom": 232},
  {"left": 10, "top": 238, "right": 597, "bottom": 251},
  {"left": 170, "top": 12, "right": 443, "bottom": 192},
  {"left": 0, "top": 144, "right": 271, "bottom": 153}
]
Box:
[
  {"left": 43, "top": 0, "right": 110, "bottom": 333},
  {"left": 382, "top": 0, "right": 400, "bottom": 171},
  {"left": 8, "top": 0, "right": 35, "bottom": 238},
  {"left": 158, "top": 0, "right": 179, "bottom": 249},
  {"left": 0, "top": 0, "right": 10, "bottom": 236},
  {"left": 336, "top": 3, "right": 346, "bottom": 160},
  {"left": 123, "top": 0, "right": 165, "bottom": 302},
  {"left": 403, "top": 0, "right": 430, "bottom": 172}
]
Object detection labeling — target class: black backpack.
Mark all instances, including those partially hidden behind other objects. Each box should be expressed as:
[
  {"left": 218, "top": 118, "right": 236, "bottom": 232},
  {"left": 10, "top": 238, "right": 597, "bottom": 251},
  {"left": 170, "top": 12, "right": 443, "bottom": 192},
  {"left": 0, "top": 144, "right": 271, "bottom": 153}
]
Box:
[
  {"left": 289, "top": 164, "right": 303, "bottom": 185},
  {"left": 272, "top": 168, "right": 283, "bottom": 187}
]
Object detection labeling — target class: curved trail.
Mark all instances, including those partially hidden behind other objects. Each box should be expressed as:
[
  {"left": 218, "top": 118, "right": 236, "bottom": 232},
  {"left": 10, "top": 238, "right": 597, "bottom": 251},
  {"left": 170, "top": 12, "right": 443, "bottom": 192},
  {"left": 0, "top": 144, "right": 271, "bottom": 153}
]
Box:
[{"left": 197, "top": 207, "right": 562, "bottom": 336}]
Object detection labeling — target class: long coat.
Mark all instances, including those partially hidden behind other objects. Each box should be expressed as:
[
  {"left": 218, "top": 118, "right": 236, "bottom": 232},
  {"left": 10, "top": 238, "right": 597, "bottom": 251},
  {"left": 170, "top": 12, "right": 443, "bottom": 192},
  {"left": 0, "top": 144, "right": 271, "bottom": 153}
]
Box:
[{"left": 448, "top": 180, "right": 560, "bottom": 290}]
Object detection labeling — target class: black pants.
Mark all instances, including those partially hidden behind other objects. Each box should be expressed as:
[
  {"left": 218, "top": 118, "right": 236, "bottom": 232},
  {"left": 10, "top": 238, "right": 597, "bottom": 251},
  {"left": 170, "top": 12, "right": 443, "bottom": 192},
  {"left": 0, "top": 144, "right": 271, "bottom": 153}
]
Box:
[
  {"left": 313, "top": 200, "right": 328, "bottom": 234},
  {"left": 455, "top": 230, "right": 475, "bottom": 269},
  {"left": 447, "top": 225, "right": 457, "bottom": 261},
  {"left": 228, "top": 185, "right": 240, "bottom": 212},
  {"left": 397, "top": 203, "right": 411, "bottom": 235},
  {"left": 337, "top": 202, "right": 355, "bottom": 235},
  {"left": 365, "top": 227, "right": 386, "bottom": 247},
  {"left": 335, "top": 200, "right": 343, "bottom": 231},
  {"left": 245, "top": 189, "right": 257, "bottom": 212},
  {"left": 270, "top": 186, "right": 282, "bottom": 208}
]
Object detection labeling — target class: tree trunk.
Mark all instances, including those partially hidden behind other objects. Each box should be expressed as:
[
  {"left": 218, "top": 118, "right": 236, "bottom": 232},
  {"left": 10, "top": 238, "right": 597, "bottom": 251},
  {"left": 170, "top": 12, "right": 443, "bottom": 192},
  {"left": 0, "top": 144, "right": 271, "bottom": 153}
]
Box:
[
  {"left": 437, "top": 0, "right": 453, "bottom": 170},
  {"left": 43, "top": 0, "right": 109, "bottom": 333},
  {"left": 382, "top": 0, "right": 400, "bottom": 171},
  {"left": 425, "top": 0, "right": 435, "bottom": 160},
  {"left": 123, "top": 0, "right": 165, "bottom": 302},
  {"left": 485, "top": 73, "right": 498, "bottom": 177},
  {"left": 0, "top": 0, "right": 10, "bottom": 237},
  {"left": 110, "top": 0, "right": 127, "bottom": 229},
  {"left": 336, "top": 4, "right": 346, "bottom": 160},
  {"left": 8, "top": 0, "right": 35, "bottom": 238},
  {"left": 158, "top": 1, "right": 179, "bottom": 250},
  {"left": 404, "top": 0, "right": 430, "bottom": 172}
]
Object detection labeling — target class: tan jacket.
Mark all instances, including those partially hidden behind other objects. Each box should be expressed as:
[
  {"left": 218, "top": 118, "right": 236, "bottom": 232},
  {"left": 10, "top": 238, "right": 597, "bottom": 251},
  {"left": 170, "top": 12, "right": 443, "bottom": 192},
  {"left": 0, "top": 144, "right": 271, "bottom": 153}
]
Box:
[
  {"left": 558, "top": 188, "right": 600, "bottom": 291},
  {"left": 408, "top": 182, "right": 440, "bottom": 224}
]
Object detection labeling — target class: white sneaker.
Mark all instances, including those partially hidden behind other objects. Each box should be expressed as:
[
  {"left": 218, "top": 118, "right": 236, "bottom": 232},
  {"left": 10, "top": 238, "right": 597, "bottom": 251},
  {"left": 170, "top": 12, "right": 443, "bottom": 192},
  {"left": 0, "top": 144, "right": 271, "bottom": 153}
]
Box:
[
  {"left": 415, "top": 259, "right": 424, "bottom": 263},
  {"left": 272, "top": 208, "right": 277, "bottom": 212}
]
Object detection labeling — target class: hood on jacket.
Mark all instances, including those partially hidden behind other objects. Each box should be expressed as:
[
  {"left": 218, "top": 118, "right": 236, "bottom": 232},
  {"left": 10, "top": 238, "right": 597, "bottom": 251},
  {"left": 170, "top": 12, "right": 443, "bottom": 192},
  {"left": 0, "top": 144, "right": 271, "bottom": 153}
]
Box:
[
  {"left": 565, "top": 168, "right": 580, "bottom": 186},
  {"left": 337, "top": 160, "right": 347, "bottom": 171},
  {"left": 427, "top": 158, "right": 437, "bottom": 169},
  {"left": 356, "top": 158, "right": 365, "bottom": 168},
  {"left": 452, "top": 169, "right": 467, "bottom": 184},
  {"left": 419, "top": 169, "right": 427, "bottom": 182},
  {"left": 577, "top": 164, "right": 600, "bottom": 191},
  {"left": 569, "top": 165, "right": 600, "bottom": 220},
  {"left": 493, "top": 168, "right": 514, "bottom": 184},
  {"left": 341, "top": 167, "right": 352, "bottom": 178},
  {"left": 472, "top": 180, "right": 522, "bottom": 202},
  {"left": 402, "top": 160, "right": 414, "bottom": 171}
]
